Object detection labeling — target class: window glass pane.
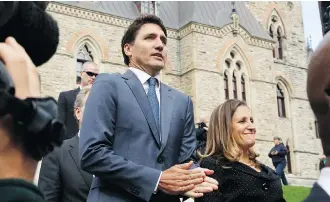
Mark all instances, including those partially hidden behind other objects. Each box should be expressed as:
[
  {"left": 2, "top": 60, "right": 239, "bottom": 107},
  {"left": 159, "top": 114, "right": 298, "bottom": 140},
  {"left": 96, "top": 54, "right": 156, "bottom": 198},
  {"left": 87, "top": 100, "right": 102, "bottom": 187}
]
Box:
[{"left": 76, "top": 44, "right": 93, "bottom": 84}]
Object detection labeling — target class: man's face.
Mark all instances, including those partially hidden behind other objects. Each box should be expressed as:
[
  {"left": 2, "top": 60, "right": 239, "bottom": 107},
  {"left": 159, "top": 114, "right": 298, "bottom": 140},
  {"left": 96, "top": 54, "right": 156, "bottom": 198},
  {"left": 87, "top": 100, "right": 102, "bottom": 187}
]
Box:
[
  {"left": 124, "top": 23, "right": 167, "bottom": 75},
  {"left": 307, "top": 31, "right": 330, "bottom": 156},
  {"left": 80, "top": 64, "right": 99, "bottom": 86},
  {"left": 74, "top": 106, "right": 85, "bottom": 128}
]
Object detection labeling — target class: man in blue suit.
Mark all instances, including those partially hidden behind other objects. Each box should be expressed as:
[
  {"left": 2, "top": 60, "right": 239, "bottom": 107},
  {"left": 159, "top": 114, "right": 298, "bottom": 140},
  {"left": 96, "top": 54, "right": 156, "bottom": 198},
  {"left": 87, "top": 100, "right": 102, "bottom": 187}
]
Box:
[
  {"left": 304, "top": 27, "right": 330, "bottom": 202},
  {"left": 79, "top": 15, "right": 217, "bottom": 202}
]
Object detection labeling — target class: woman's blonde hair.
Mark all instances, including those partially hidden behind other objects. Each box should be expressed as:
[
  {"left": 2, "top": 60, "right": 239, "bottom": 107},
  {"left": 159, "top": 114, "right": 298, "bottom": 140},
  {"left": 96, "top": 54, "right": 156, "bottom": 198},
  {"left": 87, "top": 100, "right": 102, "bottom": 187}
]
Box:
[{"left": 202, "top": 99, "right": 259, "bottom": 164}]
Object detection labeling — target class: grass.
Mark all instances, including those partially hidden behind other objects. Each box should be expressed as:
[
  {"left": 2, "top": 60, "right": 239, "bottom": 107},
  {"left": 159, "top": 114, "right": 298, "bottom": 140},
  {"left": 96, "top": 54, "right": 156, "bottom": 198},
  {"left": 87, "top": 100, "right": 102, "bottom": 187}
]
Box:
[{"left": 283, "top": 185, "right": 311, "bottom": 202}]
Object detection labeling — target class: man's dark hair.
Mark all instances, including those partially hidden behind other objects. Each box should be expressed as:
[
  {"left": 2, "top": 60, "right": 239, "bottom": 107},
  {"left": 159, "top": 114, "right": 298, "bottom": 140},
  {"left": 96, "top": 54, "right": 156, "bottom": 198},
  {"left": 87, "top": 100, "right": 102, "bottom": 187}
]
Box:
[{"left": 121, "top": 14, "right": 167, "bottom": 66}]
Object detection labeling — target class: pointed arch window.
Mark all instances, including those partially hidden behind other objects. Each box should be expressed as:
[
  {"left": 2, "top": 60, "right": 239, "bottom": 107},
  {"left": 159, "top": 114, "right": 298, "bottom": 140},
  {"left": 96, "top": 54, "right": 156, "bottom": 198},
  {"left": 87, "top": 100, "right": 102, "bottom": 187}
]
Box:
[
  {"left": 135, "top": 1, "right": 159, "bottom": 15},
  {"left": 233, "top": 73, "right": 237, "bottom": 99},
  {"left": 268, "top": 14, "right": 285, "bottom": 60},
  {"left": 224, "top": 72, "right": 229, "bottom": 100},
  {"left": 223, "top": 51, "right": 249, "bottom": 101},
  {"left": 277, "top": 27, "right": 283, "bottom": 60},
  {"left": 286, "top": 144, "right": 293, "bottom": 173},
  {"left": 277, "top": 84, "right": 286, "bottom": 117},
  {"left": 241, "top": 75, "right": 246, "bottom": 101},
  {"left": 76, "top": 45, "right": 93, "bottom": 85},
  {"left": 269, "top": 26, "right": 276, "bottom": 58}
]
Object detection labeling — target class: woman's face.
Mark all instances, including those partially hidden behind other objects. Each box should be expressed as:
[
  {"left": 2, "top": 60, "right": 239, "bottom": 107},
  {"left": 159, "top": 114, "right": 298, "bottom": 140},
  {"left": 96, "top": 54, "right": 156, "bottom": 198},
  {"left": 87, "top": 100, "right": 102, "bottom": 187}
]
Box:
[{"left": 231, "top": 106, "right": 256, "bottom": 150}]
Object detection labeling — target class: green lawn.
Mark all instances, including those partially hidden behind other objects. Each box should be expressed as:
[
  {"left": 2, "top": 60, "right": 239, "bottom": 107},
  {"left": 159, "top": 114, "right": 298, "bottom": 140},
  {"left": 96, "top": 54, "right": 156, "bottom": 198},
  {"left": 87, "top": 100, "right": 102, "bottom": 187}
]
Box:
[{"left": 283, "top": 186, "right": 311, "bottom": 202}]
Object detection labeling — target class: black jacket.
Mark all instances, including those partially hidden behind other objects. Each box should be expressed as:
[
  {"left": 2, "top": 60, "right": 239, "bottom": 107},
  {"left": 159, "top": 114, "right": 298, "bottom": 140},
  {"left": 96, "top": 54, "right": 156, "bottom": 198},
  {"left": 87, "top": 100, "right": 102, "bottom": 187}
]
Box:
[
  {"left": 58, "top": 88, "right": 80, "bottom": 140},
  {"left": 304, "top": 183, "right": 329, "bottom": 202},
  {"left": 268, "top": 143, "right": 288, "bottom": 163},
  {"left": 196, "top": 156, "right": 286, "bottom": 202},
  {"left": 38, "top": 135, "right": 93, "bottom": 202},
  {"left": 0, "top": 179, "right": 45, "bottom": 202}
]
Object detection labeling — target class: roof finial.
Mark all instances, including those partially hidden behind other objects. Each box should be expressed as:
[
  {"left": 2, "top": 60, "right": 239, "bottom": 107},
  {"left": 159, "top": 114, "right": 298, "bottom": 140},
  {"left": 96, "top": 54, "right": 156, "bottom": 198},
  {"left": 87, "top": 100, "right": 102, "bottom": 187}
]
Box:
[
  {"left": 231, "top": 1, "right": 239, "bottom": 36},
  {"left": 231, "top": 1, "right": 237, "bottom": 13}
]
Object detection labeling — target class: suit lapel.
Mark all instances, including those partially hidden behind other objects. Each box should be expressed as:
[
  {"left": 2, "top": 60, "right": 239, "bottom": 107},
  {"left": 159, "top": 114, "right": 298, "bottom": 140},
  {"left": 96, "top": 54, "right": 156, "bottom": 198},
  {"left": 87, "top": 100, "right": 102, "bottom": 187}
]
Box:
[
  {"left": 159, "top": 84, "right": 174, "bottom": 153},
  {"left": 74, "top": 87, "right": 80, "bottom": 97},
  {"left": 122, "top": 70, "right": 161, "bottom": 147},
  {"left": 69, "top": 136, "right": 93, "bottom": 187}
]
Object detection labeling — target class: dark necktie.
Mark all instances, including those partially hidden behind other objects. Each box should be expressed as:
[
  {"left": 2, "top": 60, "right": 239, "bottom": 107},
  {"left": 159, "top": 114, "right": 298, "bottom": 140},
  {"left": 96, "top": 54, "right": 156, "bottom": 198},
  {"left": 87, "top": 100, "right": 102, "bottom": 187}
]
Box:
[{"left": 147, "top": 77, "right": 160, "bottom": 129}]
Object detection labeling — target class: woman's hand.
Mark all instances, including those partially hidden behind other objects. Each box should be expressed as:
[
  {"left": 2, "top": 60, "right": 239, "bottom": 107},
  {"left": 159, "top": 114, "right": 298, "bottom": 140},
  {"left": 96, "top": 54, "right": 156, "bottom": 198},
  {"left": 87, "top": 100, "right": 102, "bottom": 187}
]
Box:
[{"left": 0, "top": 36, "right": 40, "bottom": 99}]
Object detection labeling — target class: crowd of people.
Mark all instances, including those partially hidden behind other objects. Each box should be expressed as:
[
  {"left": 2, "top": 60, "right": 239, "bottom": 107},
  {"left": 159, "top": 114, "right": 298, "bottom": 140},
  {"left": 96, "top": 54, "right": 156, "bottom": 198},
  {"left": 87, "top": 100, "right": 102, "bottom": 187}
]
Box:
[{"left": 0, "top": 6, "right": 329, "bottom": 202}]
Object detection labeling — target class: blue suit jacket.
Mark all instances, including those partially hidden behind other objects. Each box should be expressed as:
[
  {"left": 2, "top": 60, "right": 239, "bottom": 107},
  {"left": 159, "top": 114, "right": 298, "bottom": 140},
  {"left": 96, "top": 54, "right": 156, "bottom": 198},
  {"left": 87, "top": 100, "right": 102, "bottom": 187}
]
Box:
[{"left": 79, "top": 70, "right": 197, "bottom": 202}]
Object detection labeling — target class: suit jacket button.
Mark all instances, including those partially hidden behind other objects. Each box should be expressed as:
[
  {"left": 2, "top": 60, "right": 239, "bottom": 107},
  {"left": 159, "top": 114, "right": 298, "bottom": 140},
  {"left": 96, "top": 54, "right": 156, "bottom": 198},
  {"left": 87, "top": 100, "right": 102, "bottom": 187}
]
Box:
[
  {"left": 157, "top": 156, "right": 164, "bottom": 164},
  {"left": 262, "top": 182, "right": 269, "bottom": 191}
]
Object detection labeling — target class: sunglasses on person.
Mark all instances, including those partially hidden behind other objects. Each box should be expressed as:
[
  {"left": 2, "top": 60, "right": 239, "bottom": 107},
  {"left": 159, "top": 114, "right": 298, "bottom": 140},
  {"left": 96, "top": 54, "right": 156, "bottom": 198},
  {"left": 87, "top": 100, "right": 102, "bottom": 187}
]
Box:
[{"left": 84, "top": 71, "right": 98, "bottom": 77}]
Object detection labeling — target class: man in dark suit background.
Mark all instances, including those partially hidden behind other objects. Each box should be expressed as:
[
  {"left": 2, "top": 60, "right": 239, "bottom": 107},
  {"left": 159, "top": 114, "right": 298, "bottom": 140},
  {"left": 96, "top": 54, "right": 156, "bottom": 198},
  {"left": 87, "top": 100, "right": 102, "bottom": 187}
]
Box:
[
  {"left": 304, "top": 27, "right": 330, "bottom": 202},
  {"left": 79, "top": 15, "right": 218, "bottom": 202},
  {"left": 38, "top": 86, "right": 93, "bottom": 202},
  {"left": 58, "top": 61, "right": 99, "bottom": 140}
]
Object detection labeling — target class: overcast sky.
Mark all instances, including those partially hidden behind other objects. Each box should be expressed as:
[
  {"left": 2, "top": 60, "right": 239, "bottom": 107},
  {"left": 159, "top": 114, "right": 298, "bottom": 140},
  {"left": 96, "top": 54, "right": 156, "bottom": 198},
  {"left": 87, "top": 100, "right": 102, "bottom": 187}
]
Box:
[{"left": 301, "top": 1, "right": 323, "bottom": 50}]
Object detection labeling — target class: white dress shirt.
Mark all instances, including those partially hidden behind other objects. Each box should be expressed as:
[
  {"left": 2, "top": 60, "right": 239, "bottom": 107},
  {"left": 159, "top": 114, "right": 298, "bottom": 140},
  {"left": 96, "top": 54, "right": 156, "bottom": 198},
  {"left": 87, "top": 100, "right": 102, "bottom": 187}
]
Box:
[
  {"left": 129, "top": 67, "right": 161, "bottom": 105},
  {"left": 318, "top": 167, "right": 330, "bottom": 197},
  {"left": 129, "top": 67, "right": 162, "bottom": 193}
]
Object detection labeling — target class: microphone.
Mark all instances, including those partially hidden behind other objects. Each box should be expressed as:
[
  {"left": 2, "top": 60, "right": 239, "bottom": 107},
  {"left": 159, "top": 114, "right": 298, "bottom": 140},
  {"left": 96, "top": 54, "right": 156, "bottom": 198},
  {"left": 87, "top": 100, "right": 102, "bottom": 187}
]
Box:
[
  {"left": 0, "top": 2, "right": 64, "bottom": 160},
  {"left": 0, "top": 1, "right": 59, "bottom": 67}
]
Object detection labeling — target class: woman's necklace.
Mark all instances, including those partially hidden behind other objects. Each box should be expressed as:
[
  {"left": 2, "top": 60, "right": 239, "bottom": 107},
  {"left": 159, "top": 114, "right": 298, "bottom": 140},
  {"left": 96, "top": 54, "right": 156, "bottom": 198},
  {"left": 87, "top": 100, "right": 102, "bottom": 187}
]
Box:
[{"left": 239, "top": 159, "right": 261, "bottom": 172}]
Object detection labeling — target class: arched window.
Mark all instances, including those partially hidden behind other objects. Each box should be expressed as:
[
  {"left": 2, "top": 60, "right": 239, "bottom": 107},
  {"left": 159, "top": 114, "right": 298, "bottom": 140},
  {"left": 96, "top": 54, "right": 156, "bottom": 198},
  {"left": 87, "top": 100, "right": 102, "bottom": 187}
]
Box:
[
  {"left": 269, "top": 26, "right": 276, "bottom": 58},
  {"left": 241, "top": 75, "right": 246, "bottom": 101},
  {"left": 268, "top": 12, "right": 285, "bottom": 60},
  {"left": 286, "top": 144, "right": 293, "bottom": 174},
  {"left": 224, "top": 72, "right": 229, "bottom": 100},
  {"left": 76, "top": 45, "right": 93, "bottom": 85},
  {"left": 277, "top": 27, "right": 283, "bottom": 60},
  {"left": 233, "top": 73, "right": 237, "bottom": 99},
  {"left": 223, "top": 47, "right": 249, "bottom": 102},
  {"left": 277, "top": 84, "right": 286, "bottom": 117},
  {"left": 135, "top": 1, "right": 159, "bottom": 15}
]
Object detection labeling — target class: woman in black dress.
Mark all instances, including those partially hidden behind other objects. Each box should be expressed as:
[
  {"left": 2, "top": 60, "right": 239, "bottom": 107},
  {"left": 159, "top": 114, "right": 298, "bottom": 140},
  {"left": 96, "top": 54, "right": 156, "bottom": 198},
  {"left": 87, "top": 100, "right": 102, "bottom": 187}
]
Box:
[{"left": 195, "top": 99, "right": 286, "bottom": 202}]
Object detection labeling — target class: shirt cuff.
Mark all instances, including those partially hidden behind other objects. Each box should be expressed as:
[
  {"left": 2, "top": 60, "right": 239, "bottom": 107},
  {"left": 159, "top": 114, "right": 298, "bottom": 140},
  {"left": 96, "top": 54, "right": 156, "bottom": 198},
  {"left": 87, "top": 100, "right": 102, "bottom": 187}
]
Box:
[{"left": 154, "top": 171, "right": 162, "bottom": 193}]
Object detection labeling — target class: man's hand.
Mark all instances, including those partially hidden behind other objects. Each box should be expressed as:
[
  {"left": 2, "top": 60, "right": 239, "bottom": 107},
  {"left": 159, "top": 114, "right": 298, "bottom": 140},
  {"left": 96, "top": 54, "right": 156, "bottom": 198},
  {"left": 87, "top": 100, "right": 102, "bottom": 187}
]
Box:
[
  {"left": 158, "top": 161, "right": 206, "bottom": 195},
  {"left": 203, "top": 127, "right": 208, "bottom": 131},
  {"left": 0, "top": 36, "right": 40, "bottom": 99},
  {"left": 183, "top": 168, "right": 219, "bottom": 198}
]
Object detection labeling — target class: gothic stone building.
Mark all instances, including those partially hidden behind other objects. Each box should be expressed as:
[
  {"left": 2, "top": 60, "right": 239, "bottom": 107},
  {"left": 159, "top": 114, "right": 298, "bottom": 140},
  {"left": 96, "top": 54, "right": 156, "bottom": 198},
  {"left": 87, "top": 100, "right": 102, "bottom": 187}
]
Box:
[{"left": 41, "top": 1, "right": 322, "bottom": 185}]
